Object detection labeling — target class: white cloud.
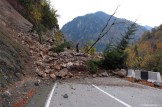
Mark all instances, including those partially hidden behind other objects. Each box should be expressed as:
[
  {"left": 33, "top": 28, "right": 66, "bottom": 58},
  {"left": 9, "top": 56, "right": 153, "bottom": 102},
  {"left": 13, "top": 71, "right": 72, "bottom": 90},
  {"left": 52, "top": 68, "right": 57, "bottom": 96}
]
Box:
[{"left": 51, "top": 0, "right": 162, "bottom": 28}]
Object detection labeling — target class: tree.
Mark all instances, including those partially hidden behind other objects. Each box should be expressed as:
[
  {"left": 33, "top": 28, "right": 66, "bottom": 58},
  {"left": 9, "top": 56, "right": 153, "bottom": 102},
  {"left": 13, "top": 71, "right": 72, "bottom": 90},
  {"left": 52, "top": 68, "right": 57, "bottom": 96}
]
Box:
[
  {"left": 126, "top": 24, "right": 162, "bottom": 72},
  {"left": 116, "top": 22, "right": 137, "bottom": 52},
  {"left": 41, "top": 3, "right": 59, "bottom": 29},
  {"left": 18, "top": 0, "right": 59, "bottom": 31},
  {"left": 102, "top": 22, "right": 138, "bottom": 69}
]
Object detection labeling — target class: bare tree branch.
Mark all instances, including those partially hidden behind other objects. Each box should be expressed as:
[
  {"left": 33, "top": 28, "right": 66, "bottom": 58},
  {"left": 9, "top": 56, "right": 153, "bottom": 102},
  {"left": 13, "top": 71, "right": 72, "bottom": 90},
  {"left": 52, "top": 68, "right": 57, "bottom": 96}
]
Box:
[
  {"left": 84, "top": 6, "right": 122, "bottom": 54},
  {"left": 100, "top": 6, "right": 120, "bottom": 36}
]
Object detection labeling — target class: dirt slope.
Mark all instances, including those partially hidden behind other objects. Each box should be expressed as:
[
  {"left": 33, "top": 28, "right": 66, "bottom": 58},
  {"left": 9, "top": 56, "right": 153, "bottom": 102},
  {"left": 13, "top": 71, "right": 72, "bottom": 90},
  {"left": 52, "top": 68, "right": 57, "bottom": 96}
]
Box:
[
  {"left": 0, "top": 0, "right": 33, "bottom": 89},
  {"left": 0, "top": 0, "right": 32, "bottom": 32}
]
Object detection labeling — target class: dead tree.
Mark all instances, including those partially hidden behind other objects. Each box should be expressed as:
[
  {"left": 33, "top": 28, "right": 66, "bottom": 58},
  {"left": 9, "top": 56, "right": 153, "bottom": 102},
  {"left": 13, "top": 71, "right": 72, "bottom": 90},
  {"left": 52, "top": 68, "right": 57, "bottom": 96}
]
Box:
[{"left": 84, "top": 6, "right": 124, "bottom": 54}]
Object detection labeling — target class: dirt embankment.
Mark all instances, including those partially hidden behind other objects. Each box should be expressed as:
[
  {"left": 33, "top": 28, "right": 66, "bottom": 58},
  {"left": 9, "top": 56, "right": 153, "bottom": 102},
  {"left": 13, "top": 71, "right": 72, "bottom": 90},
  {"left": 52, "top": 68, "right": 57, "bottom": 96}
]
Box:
[
  {"left": 0, "top": 0, "right": 36, "bottom": 106},
  {"left": 0, "top": 0, "right": 32, "bottom": 32},
  {"left": 0, "top": 0, "right": 34, "bottom": 88}
]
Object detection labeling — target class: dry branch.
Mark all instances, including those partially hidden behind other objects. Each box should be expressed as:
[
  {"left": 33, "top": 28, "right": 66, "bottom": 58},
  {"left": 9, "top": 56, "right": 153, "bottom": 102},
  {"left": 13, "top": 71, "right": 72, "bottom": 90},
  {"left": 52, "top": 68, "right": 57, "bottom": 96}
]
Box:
[{"left": 84, "top": 6, "right": 122, "bottom": 54}]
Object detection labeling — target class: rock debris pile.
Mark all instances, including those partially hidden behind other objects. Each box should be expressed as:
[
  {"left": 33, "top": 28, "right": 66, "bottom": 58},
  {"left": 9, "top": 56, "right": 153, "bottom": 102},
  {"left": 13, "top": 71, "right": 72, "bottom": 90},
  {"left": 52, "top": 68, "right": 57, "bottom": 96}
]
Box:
[{"left": 18, "top": 32, "right": 90, "bottom": 80}]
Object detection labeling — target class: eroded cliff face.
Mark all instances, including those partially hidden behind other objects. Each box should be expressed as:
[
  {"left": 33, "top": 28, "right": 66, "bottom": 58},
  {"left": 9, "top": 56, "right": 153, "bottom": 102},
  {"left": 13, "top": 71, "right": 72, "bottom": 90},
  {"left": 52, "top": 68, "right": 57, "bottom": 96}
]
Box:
[
  {"left": 0, "top": 0, "right": 33, "bottom": 89},
  {"left": 0, "top": 29, "right": 29, "bottom": 87},
  {"left": 0, "top": 0, "right": 32, "bottom": 32}
]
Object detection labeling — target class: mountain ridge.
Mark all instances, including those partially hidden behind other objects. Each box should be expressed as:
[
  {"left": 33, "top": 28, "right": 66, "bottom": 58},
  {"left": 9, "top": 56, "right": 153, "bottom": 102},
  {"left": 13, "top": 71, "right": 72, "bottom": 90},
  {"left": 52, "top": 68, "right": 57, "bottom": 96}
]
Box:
[{"left": 61, "top": 11, "right": 147, "bottom": 51}]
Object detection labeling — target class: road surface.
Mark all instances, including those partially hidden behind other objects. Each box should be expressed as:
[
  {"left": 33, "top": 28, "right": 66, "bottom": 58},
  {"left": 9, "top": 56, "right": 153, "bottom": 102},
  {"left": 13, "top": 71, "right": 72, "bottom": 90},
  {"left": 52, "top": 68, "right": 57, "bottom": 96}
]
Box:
[{"left": 45, "top": 77, "right": 162, "bottom": 107}]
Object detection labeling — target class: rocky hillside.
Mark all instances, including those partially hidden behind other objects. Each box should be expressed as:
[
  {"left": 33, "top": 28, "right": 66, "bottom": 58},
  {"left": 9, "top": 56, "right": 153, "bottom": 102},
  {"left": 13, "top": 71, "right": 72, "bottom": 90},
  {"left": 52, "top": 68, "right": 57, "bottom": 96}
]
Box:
[
  {"left": 0, "top": 0, "right": 80, "bottom": 106},
  {"left": 0, "top": 1, "right": 93, "bottom": 106},
  {"left": 61, "top": 11, "right": 147, "bottom": 51}
]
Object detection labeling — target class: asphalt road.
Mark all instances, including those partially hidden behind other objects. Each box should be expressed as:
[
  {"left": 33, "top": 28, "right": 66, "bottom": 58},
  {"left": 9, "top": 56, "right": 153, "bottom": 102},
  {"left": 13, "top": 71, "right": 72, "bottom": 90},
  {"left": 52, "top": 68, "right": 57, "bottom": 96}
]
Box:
[{"left": 44, "top": 77, "right": 162, "bottom": 107}]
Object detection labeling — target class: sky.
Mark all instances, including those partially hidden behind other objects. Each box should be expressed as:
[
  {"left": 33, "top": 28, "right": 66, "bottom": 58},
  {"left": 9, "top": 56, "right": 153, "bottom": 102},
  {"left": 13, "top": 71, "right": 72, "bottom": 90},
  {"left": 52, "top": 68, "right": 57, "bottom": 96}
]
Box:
[{"left": 50, "top": 0, "right": 162, "bottom": 28}]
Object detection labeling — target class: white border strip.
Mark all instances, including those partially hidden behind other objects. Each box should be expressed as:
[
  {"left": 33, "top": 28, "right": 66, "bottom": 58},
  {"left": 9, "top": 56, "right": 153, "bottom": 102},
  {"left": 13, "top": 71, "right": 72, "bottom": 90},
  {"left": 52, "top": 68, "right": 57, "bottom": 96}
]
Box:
[
  {"left": 92, "top": 84, "right": 132, "bottom": 107},
  {"left": 45, "top": 83, "right": 57, "bottom": 107}
]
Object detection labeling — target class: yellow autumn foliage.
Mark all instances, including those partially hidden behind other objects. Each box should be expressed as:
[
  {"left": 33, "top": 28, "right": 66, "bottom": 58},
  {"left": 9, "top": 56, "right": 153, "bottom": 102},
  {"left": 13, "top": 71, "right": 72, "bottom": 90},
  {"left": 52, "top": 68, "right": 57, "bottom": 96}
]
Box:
[{"left": 126, "top": 24, "right": 162, "bottom": 73}]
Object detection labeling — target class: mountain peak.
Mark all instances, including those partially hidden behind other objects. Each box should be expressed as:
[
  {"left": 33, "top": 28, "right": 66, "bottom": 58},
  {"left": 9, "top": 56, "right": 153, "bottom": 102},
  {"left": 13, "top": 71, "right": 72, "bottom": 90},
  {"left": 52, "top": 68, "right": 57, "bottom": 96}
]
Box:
[{"left": 94, "top": 11, "right": 107, "bottom": 15}]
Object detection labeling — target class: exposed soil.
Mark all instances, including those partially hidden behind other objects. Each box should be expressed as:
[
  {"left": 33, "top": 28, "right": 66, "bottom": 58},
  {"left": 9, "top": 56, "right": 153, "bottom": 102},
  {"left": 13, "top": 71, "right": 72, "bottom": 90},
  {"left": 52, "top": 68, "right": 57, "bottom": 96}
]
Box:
[
  {"left": 0, "top": 0, "right": 32, "bottom": 32},
  {"left": 125, "top": 77, "right": 162, "bottom": 89}
]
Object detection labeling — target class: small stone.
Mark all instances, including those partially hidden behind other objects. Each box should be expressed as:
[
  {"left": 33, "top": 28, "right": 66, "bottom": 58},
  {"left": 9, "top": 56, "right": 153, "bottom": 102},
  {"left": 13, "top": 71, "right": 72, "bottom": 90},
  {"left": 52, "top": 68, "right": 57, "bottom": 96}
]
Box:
[
  {"left": 4, "top": 90, "right": 11, "bottom": 96},
  {"left": 75, "top": 53, "right": 83, "bottom": 56},
  {"left": 58, "top": 68, "right": 68, "bottom": 77},
  {"left": 15, "top": 72, "right": 22, "bottom": 78},
  {"left": 36, "top": 68, "right": 44, "bottom": 77},
  {"left": 66, "top": 62, "right": 74, "bottom": 68},
  {"left": 39, "top": 51, "right": 44, "bottom": 58},
  {"left": 48, "top": 51, "right": 54, "bottom": 56},
  {"left": 71, "top": 86, "right": 76, "bottom": 90},
  {"left": 34, "top": 61, "right": 43, "bottom": 66},
  {"left": 50, "top": 74, "right": 56, "bottom": 79},
  {"left": 42, "top": 73, "right": 47, "bottom": 78},
  {"left": 68, "top": 72, "right": 74, "bottom": 78},
  {"left": 43, "top": 55, "right": 57, "bottom": 63},
  {"left": 100, "top": 72, "right": 108, "bottom": 77},
  {"left": 74, "top": 62, "right": 80, "bottom": 66},
  {"left": 61, "top": 63, "right": 67, "bottom": 68},
  {"left": 92, "top": 74, "right": 97, "bottom": 78},
  {"left": 52, "top": 53, "right": 58, "bottom": 57},
  {"left": 35, "top": 79, "right": 41, "bottom": 86},
  {"left": 63, "top": 94, "right": 68, "bottom": 98},
  {"left": 44, "top": 69, "right": 50, "bottom": 74},
  {"left": 154, "top": 82, "right": 161, "bottom": 87},
  {"left": 55, "top": 64, "right": 61, "bottom": 71},
  {"left": 74, "top": 76, "right": 80, "bottom": 79}
]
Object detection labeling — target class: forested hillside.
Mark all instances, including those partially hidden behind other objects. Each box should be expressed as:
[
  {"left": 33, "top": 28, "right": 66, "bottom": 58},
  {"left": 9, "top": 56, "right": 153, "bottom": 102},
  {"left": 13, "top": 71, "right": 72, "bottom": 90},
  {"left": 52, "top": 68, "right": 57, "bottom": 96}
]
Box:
[
  {"left": 7, "top": 0, "right": 59, "bottom": 31},
  {"left": 126, "top": 24, "right": 162, "bottom": 73}
]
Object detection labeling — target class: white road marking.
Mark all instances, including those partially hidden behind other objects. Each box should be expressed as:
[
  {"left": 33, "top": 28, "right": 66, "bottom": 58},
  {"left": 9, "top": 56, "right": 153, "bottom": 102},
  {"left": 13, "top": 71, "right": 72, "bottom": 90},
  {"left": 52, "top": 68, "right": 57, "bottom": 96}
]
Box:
[
  {"left": 45, "top": 83, "right": 57, "bottom": 107},
  {"left": 92, "top": 84, "right": 132, "bottom": 107}
]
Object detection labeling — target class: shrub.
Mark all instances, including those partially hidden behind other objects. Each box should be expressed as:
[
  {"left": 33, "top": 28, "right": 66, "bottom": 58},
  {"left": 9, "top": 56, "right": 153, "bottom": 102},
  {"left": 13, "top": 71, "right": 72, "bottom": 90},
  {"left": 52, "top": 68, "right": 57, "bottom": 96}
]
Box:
[
  {"left": 86, "top": 60, "right": 98, "bottom": 74},
  {"left": 102, "top": 50, "right": 127, "bottom": 69},
  {"left": 49, "top": 42, "right": 71, "bottom": 53},
  {"left": 18, "top": 0, "right": 59, "bottom": 32},
  {"left": 53, "top": 31, "right": 65, "bottom": 46}
]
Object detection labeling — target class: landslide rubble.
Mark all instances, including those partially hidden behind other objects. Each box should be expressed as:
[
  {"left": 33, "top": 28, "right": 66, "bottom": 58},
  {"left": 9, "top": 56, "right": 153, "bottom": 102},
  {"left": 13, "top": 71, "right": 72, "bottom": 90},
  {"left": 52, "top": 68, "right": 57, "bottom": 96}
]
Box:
[{"left": 17, "top": 32, "right": 91, "bottom": 80}]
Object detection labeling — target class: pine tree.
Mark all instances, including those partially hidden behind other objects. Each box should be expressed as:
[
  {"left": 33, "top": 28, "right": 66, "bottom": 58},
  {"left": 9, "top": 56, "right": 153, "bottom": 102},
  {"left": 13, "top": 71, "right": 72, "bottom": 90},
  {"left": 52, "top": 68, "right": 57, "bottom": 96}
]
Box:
[{"left": 102, "top": 22, "right": 138, "bottom": 69}]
